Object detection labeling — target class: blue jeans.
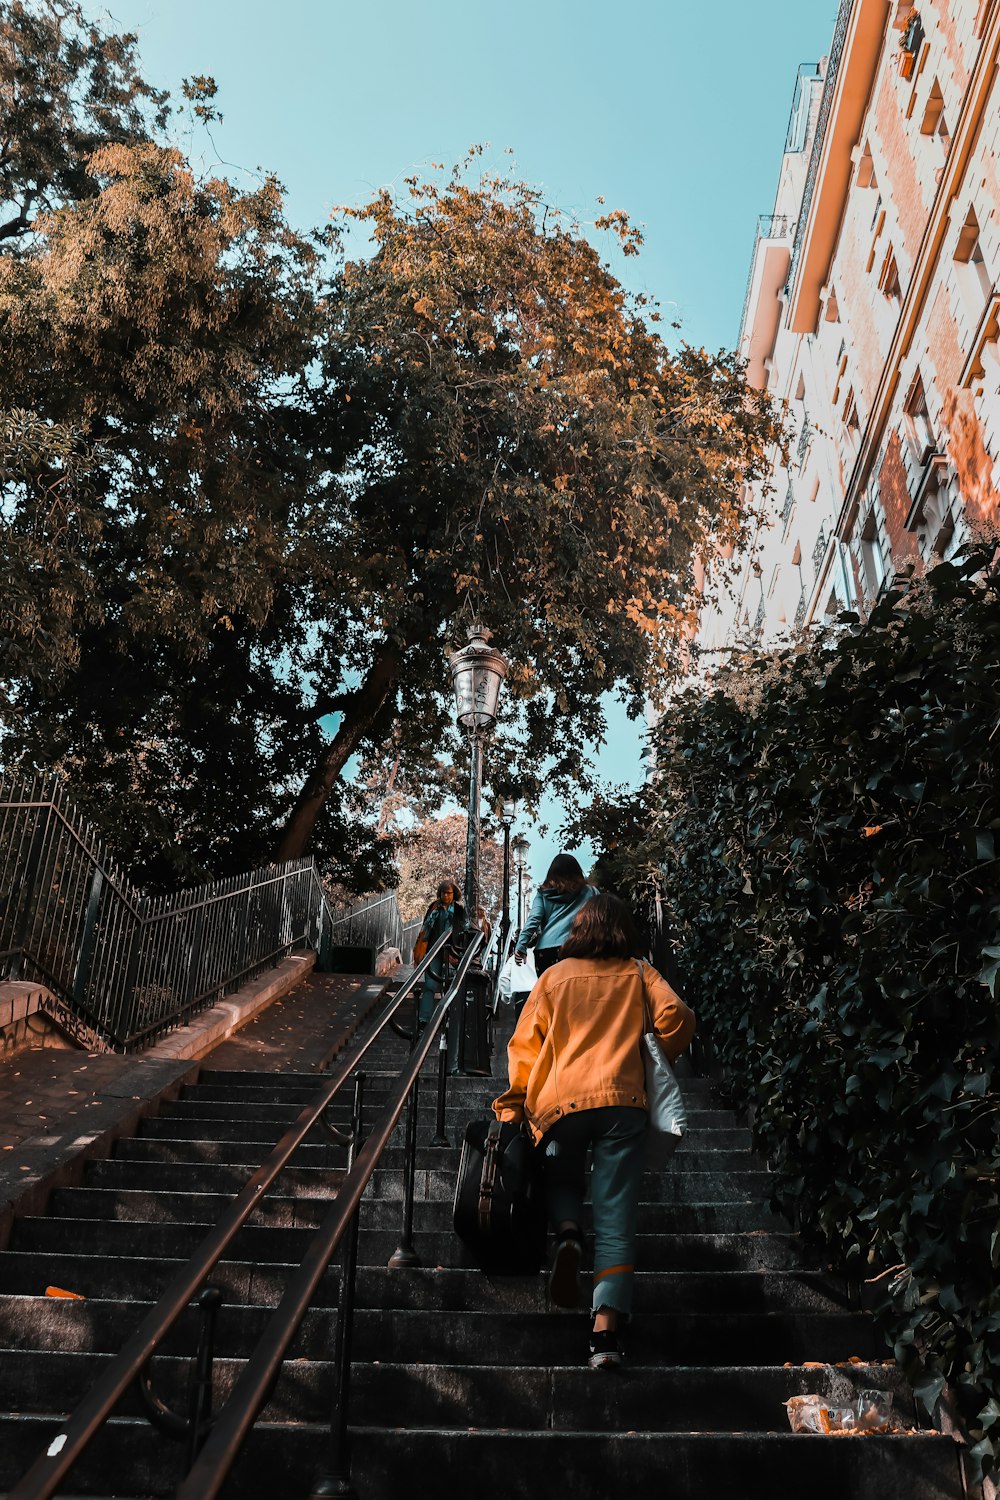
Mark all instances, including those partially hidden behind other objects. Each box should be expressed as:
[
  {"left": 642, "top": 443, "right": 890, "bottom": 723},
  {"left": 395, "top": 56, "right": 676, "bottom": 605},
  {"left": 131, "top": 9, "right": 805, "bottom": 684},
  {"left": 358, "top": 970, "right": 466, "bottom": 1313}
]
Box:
[{"left": 541, "top": 1106, "right": 648, "bottom": 1315}]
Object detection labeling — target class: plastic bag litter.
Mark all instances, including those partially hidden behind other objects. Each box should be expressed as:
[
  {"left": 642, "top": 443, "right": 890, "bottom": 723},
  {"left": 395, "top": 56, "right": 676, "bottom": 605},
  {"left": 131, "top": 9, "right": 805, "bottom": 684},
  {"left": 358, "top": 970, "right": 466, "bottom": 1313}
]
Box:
[
  {"left": 785, "top": 1389, "right": 905, "bottom": 1435},
  {"left": 785, "top": 1395, "right": 856, "bottom": 1434}
]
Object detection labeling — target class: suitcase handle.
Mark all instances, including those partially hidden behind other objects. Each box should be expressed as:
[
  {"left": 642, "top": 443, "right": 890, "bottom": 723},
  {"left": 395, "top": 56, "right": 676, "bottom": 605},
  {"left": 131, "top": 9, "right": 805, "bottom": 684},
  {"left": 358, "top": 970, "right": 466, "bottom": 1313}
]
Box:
[{"left": 478, "top": 1119, "right": 502, "bottom": 1235}]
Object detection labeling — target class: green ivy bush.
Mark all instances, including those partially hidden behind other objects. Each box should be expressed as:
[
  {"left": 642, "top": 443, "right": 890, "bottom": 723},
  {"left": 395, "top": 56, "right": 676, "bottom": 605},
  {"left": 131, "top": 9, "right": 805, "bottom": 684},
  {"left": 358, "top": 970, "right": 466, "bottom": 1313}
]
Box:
[{"left": 586, "top": 541, "right": 1000, "bottom": 1472}]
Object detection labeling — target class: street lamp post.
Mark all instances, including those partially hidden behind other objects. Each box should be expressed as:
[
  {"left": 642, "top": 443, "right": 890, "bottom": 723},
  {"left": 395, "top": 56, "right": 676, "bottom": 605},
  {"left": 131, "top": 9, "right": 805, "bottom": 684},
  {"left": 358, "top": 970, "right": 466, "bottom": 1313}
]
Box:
[
  {"left": 446, "top": 624, "right": 509, "bottom": 1078},
  {"left": 448, "top": 624, "right": 509, "bottom": 928},
  {"left": 511, "top": 833, "right": 530, "bottom": 933},
  {"left": 499, "top": 799, "right": 517, "bottom": 954}
]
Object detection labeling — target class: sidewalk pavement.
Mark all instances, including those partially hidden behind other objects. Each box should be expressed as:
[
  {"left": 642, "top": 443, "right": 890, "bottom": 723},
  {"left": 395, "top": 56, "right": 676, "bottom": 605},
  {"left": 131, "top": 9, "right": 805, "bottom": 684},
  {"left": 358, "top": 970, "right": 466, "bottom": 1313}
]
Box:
[{"left": 0, "top": 955, "right": 390, "bottom": 1244}]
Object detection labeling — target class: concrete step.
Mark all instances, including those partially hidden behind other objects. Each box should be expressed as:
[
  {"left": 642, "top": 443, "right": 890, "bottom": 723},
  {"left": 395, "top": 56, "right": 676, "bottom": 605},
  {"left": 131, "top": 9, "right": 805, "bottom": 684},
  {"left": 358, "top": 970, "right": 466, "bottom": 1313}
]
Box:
[
  {"left": 116, "top": 1134, "right": 760, "bottom": 1183},
  {"left": 61, "top": 1158, "right": 774, "bottom": 1204},
  {"left": 345, "top": 1428, "right": 962, "bottom": 1500},
  {"left": 0, "top": 1352, "right": 914, "bottom": 1431},
  {"left": 0, "top": 1294, "right": 335, "bottom": 1359},
  {"left": 0, "top": 1252, "right": 332, "bottom": 1307},
  {"left": 196, "top": 1068, "right": 721, "bottom": 1105},
  {"left": 348, "top": 1360, "right": 917, "bottom": 1431},
  {"left": 0, "top": 1415, "right": 958, "bottom": 1500},
  {"left": 10, "top": 1214, "right": 315, "bottom": 1263},
  {"left": 354, "top": 1267, "right": 850, "bottom": 1316},
  {"left": 83, "top": 1159, "right": 347, "bottom": 1196},
  {"left": 48, "top": 1186, "right": 339, "bottom": 1228},
  {"left": 349, "top": 1308, "right": 881, "bottom": 1366},
  {"left": 183, "top": 1080, "right": 734, "bottom": 1125},
  {"left": 0, "top": 1349, "right": 338, "bottom": 1423}
]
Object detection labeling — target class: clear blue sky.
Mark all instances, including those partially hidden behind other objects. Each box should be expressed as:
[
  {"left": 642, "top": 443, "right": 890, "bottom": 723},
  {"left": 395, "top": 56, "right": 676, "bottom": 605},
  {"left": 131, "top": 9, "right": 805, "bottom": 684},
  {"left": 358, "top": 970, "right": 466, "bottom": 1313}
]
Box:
[{"left": 105, "top": 0, "right": 836, "bottom": 883}]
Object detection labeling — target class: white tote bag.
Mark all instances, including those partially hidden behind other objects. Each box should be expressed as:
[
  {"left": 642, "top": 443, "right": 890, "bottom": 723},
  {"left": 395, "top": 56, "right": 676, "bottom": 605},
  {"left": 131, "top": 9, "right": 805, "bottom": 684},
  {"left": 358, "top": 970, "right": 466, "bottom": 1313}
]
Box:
[
  {"left": 637, "top": 961, "right": 688, "bottom": 1166},
  {"left": 498, "top": 948, "right": 537, "bottom": 1005}
]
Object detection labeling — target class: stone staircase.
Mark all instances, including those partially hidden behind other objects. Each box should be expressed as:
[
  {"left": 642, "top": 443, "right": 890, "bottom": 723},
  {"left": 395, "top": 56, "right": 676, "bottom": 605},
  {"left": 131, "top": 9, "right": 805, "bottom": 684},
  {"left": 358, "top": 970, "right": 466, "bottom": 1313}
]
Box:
[{"left": 0, "top": 1015, "right": 967, "bottom": 1499}]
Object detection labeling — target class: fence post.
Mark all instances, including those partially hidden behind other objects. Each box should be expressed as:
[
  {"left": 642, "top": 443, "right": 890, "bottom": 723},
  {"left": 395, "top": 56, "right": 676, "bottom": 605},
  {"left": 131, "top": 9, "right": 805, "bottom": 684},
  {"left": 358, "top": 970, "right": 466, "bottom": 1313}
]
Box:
[
  {"left": 184, "top": 903, "right": 207, "bottom": 1015},
  {"left": 72, "top": 867, "right": 104, "bottom": 1009},
  {"left": 10, "top": 816, "right": 49, "bottom": 977}
]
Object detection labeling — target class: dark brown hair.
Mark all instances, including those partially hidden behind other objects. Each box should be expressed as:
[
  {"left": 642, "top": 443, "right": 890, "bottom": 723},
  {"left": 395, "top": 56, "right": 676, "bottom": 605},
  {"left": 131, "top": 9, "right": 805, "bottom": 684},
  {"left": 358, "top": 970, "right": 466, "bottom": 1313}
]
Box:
[
  {"left": 539, "top": 853, "right": 587, "bottom": 895},
  {"left": 560, "top": 893, "right": 641, "bottom": 960}
]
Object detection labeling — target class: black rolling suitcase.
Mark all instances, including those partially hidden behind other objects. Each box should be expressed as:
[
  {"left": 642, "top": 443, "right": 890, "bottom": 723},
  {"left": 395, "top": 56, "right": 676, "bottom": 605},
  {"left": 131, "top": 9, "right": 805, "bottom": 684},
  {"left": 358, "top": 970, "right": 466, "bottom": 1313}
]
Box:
[{"left": 453, "top": 1117, "right": 547, "bottom": 1273}]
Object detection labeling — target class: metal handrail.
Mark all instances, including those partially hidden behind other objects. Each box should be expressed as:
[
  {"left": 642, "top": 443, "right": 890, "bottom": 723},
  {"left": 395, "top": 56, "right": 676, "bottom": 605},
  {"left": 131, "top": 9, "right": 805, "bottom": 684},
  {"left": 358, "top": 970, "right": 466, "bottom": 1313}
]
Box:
[
  {"left": 7, "top": 930, "right": 457, "bottom": 1500},
  {"left": 176, "top": 931, "right": 485, "bottom": 1500}
]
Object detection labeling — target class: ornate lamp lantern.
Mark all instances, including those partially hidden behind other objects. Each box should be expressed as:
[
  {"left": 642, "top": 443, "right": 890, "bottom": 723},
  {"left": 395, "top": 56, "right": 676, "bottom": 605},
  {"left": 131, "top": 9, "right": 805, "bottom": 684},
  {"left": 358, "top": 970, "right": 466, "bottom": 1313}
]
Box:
[{"left": 448, "top": 625, "right": 509, "bottom": 923}]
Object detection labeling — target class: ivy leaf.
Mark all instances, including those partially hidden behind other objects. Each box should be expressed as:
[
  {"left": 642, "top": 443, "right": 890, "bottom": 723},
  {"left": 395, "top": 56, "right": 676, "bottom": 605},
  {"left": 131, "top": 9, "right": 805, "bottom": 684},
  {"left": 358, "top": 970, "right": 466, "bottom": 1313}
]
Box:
[{"left": 978, "top": 948, "right": 1000, "bottom": 997}]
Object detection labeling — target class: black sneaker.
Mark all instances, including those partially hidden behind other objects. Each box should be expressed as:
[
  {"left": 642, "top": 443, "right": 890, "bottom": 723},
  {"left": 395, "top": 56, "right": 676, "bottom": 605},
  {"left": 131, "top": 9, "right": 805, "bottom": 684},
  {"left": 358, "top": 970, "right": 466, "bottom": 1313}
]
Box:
[
  {"left": 588, "top": 1327, "right": 624, "bottom": 1371},
  {"left": 548, "top": 1228, "right": 583, "bottom": 1309}
]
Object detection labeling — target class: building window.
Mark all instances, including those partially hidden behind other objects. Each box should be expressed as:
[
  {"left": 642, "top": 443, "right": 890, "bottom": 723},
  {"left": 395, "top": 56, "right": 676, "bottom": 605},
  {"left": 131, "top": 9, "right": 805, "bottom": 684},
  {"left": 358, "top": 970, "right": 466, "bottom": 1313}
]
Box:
[
  {"left": 920, "top": 80, "right": 951, "bottom": 153},
  {"left": 844, "top": 390, "right": 862, "bottom": 446},
  {"left": 955, "top": 208, "right": 993, "bottom": 308},
  {"left": 859, "top": 508, "right": 889, "bottom": 596},
  {"left": 907, "top": 470, "right": 963, "bottom": 562},
  {"left": 880, "top": 249, "right": 902, "bottom": 304},
  {"left": 904, "top": 373, "right": 936, "bottom": 461}
]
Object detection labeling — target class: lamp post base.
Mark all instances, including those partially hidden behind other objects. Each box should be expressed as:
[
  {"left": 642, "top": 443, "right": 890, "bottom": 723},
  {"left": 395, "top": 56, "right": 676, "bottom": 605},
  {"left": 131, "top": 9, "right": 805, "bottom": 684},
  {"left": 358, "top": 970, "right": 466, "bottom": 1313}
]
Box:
[
  {"left": 308, "top": 1474, "right": 358, "bottom": 1500},
  {"left": 387, "top": 1244, "right": 421, "bottom": 1269}
]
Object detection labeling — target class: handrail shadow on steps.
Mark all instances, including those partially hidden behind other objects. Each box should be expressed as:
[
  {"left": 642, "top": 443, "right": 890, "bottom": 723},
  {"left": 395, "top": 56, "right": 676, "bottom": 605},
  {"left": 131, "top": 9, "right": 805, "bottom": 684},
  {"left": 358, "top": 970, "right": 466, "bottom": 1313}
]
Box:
[{"left": 8, "top": 925, "right": 481, "bottom": 1500}]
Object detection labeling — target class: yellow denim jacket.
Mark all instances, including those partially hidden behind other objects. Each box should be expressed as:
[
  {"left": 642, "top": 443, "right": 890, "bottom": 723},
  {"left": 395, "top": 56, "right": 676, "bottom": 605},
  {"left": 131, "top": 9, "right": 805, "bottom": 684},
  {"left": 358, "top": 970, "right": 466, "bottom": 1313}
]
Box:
[{"left": 492, "top": 957, "right": 696, "bottom": 1144}]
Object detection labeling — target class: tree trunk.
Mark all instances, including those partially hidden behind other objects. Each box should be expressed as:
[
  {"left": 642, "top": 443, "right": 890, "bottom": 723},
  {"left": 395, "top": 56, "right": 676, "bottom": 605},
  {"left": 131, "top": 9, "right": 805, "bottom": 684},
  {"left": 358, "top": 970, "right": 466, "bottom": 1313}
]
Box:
[{"left": 275, "top": 639, "right": 404, "bottom": 861}]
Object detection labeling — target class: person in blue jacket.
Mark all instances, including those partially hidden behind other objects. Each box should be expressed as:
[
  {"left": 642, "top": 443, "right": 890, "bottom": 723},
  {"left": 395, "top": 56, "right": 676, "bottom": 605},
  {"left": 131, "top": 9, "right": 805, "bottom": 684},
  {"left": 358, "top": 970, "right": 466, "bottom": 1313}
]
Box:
[{"left": 513, "top": 854, "right": 599, "bottom": 976}]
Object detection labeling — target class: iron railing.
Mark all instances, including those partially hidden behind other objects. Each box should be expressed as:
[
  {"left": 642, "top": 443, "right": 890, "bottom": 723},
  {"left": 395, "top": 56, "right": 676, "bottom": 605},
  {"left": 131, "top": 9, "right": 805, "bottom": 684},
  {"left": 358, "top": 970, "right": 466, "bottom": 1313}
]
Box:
[
  {"left": 0, "top": 775, "right": 352, "bottom": 1052},
  {"left": 785, "top": 62, "right": 824, "bottom": 153},
  {"left": 7, "top": 927, "right": 483, "bottom": 1500},
  {"left": 787, "top": 0, "right": 854, "bottom": 301},
  {"left": 327, "top": 890, "right": 404, "bottom": 955},
  {"left": 400, "top": 917, "right": 422, "bottom": 961}
]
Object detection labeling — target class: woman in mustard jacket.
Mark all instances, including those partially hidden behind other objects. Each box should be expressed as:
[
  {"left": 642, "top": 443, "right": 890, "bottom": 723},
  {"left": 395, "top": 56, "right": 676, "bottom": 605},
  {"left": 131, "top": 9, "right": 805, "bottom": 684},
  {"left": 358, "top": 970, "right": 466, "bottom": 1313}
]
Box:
[{"left": 493, "top": 893, "right": 695, "bottom": 1369}]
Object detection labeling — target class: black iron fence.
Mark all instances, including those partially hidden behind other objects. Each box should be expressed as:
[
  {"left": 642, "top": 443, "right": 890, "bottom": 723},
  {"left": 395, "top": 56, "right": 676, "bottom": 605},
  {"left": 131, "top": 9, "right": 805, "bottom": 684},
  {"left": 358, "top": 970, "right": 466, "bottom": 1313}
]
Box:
[
  {"left": 0, "top": 776, "right": 339, "bottom": 1052},
  {"left": 327, "top": 890, "right": 405, "bottom": 956}
]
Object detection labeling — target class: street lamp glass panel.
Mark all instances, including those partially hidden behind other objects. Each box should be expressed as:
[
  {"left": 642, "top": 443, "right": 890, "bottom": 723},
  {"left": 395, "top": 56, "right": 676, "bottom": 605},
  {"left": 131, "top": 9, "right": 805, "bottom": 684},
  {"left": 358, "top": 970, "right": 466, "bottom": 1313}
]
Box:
[
  {"left": 449, "top": 626, "right": 509, "bottom": 730},
  {"left": 501, "top": 798, "right": 517, "bottom": 822}
]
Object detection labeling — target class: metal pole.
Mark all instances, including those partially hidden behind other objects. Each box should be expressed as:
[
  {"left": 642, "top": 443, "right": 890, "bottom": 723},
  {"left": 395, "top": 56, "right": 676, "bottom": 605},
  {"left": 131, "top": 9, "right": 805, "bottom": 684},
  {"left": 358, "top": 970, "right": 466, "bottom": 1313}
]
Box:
[
  {"left": 388, "top": 1073, "right": 421, "bottom": 1269},
  {"left": 463, "top": 729, "right": 482, "bottom": 928},
  {"left": 309, "top": 1072, "right": 365, "bottom": 1500},
  {"left": 501, "top": 822, "right": 511, "bottom": 954},
  {"left": 184, "top": 1286, "right": 223, "bottom": 1474},
  {"left": 429, "top": 1031, "right": 450, "bottom": 1148}
]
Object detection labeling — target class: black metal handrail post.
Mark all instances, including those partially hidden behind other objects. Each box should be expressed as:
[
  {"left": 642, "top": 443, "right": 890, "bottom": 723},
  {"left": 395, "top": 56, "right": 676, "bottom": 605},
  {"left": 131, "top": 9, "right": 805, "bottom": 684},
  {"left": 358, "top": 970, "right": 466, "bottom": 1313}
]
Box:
[
  {"left": 429, "top": 1031, "right": 450, "bottom": 1148},
  {"left": 185, "top": 1285, "right": 223, "bottom": 1472},
  {"left": 7, "top": 934, "right": 452, "bottom": 1500},
  {"left": 387, "top": 1069, "right": 421, "bottom": 1269},
  {"left": 309, "top": 1071, "right": 365, "bottom": 1500}
]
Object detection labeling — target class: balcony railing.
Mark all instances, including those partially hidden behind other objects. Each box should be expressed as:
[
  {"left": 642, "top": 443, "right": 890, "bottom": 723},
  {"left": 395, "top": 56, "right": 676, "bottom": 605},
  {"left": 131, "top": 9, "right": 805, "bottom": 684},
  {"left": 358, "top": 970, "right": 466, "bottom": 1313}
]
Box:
[
  {"left": 787, "top": 0, "right": 854, "bottom": 301},
  {"left": 740, "top": 214, "right": 793, "bottom": 339}
]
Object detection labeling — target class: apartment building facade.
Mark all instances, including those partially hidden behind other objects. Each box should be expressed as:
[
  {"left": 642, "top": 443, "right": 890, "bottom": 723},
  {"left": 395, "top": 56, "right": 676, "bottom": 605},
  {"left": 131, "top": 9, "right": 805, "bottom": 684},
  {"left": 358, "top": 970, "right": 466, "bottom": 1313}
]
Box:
[{"left": 698, "top": 0, "right": 1000, "bottom": 656}]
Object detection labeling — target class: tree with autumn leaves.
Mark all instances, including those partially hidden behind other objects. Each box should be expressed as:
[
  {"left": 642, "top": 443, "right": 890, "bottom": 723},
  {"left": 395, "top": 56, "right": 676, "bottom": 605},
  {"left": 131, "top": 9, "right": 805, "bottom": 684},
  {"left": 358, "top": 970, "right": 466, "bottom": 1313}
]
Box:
[{"left": 1, "top": 1, "right": 784, "bottom": 886}]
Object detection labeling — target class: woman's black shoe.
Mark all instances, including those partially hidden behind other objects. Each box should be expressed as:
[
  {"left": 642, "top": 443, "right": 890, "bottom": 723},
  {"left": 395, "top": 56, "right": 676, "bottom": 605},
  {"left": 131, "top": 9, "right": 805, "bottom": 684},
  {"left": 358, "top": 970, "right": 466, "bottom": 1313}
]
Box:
[{"left": 588, "top": 1327, "right": 624, "bottom": 1370}]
